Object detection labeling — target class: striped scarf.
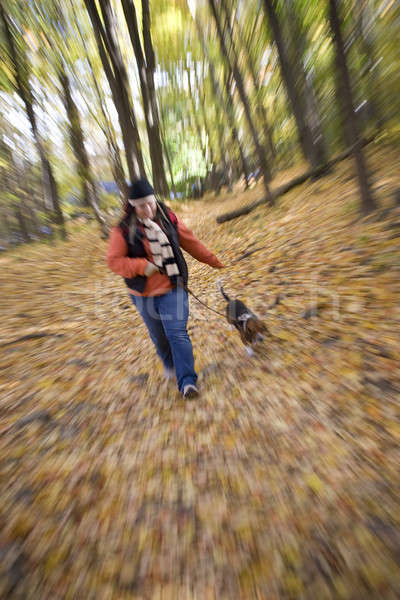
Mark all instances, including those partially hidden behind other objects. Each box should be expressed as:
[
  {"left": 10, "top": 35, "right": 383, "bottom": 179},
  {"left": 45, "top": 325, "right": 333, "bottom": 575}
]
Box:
[{"left": 139, "top": 217, "right": 180, "bottom": 282}]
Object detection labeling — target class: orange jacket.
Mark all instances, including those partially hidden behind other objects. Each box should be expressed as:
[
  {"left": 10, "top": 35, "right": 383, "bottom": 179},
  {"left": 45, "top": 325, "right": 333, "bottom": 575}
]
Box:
[{"left": 106, "top": 214, "right": 224, "bottom": 296}]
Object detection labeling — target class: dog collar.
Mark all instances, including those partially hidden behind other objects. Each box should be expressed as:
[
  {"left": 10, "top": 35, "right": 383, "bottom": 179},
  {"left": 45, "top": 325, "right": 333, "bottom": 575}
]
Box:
[{"left": 238, "top": 313, "right": 253, "bottom": 322}]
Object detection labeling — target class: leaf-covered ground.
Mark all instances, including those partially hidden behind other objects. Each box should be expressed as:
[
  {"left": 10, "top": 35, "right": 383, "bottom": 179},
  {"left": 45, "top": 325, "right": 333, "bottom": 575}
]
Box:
[{"left": 1, "top": 147, "right": 399, "bottom": 599}]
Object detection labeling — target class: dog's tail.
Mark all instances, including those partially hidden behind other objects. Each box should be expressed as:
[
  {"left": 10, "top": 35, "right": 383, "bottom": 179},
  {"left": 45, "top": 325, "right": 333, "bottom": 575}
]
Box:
[{"left": 217, "top": 279, "right": 231, "bottom": 302}]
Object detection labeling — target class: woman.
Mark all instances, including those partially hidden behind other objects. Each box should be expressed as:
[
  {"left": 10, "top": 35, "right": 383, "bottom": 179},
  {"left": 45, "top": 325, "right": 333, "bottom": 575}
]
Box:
[{"left": 106, "top": 178, "right": 224, "bottom": 399}]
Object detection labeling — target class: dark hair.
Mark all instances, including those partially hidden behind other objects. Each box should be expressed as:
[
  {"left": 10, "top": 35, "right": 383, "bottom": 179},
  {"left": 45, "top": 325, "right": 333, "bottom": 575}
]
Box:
[{"left": 117, "top": 196, "right": 131, "bottom": 224}]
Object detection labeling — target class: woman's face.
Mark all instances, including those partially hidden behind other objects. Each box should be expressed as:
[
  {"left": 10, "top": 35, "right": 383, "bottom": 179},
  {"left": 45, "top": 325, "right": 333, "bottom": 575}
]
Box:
[{"left": 129, "top": 195, "right": 157, "bottom": 220}]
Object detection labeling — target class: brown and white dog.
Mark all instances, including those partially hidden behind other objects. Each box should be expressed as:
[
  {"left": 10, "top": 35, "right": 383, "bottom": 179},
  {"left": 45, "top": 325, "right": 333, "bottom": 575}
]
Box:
[{"left": 218, "top": 281, "right": 269, "bottom": 356}]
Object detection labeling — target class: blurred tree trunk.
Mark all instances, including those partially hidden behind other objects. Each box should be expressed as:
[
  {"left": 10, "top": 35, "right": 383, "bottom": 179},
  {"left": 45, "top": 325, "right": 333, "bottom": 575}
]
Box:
[
  {"left": 15, "top": 204, "right": 30, "bottom": 243},
  {"left": 186, "top": 66, "right": 209, "bottom": 174},
  {"left": 224, "top": 65, "right": 251, "bottom": 189},
  {"left": 84, "top": 0, "right": 145, "bottom": 183},
  {"left": 160, "top": 128, "right": 176, "bottom": 200},
  {"left": 193, "top": 14, "right": 249, "bottom": 188},
  {"left": 157, "top": 98, "right": 177, "bottom": 199},
  {"left": 194, "top": 65, "right": 223, "bottom": 195},
  {"left": 1, "top": 137, "right": 38, "bottom": 242},
  {"left": 142, "top": 0, "right": 169, "bottom": 197},
  {"left": 225, "top": 1, "right": 276, "bottom": 163},
  {"left": 26, "top": 202, "right": 41, "bottom": 238},
  {"left": 354, "top": 0, "right": 385, "bottom": 132},
  {"left": 71, "top": 9, "right": 128, "bottom": 198},
  {"left": 89, "top": 74, "right": 127, "bottom": 198},
  {"left": 329, "top": 0, "right": 376, "bottom": 214},
  {"left": 58, "top": 65, "right": 108, "bottom": 236},
  {"left": 121, "top": 0, "right": 169, "bottom": 197},
  {"left": 284, "top": 0, "right": 328, "bottom": 165},
  {"left": 209, "top": 0, "right": 273, "bottom": 203},
  {"left": 263, "top": 0, "right": 324, "bottom": 170},
  {"left": 199, "top": 58, "right": 230, "bottom": 190},
  {"left": 0, "top": 4, "right": 66, "bottom": 239},
  {"left": 18, "top": 159, "right": 41, "bottom": 239},
  {"left": 2, "top": 211, "right": 13, "bottom": 239}
]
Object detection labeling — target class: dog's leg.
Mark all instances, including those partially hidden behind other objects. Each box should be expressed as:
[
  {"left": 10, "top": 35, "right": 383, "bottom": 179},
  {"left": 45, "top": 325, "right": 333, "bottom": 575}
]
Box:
[{"left": 245, "top": 346, "right": 255, "bottom": 357}]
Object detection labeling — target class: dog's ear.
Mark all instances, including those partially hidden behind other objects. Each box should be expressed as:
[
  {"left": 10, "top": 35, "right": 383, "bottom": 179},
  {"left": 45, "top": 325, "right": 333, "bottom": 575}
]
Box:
[
  {"left": 246, "top": 318, "right": 258, "bottom": 334},
  {"left": 245, "top": 318, "right": 261, "bottom": 342},
  {"left": 257, "top": 320, "right": 269, "bottom": 334}
]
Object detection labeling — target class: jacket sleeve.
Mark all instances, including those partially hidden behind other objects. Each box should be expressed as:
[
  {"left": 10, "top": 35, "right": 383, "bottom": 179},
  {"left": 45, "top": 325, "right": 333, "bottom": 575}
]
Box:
[
  {"left": 176, "top": 217, "right": 224, "bottom": 268},
  {"left": 106, "top": 227, "right": 148, "bottom": 278}
]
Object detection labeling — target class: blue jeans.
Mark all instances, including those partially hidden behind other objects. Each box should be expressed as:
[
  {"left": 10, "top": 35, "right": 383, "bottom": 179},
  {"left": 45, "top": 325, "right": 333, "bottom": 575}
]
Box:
[{"left": 130, "top": 286, "right": 197, "bottom": 392}]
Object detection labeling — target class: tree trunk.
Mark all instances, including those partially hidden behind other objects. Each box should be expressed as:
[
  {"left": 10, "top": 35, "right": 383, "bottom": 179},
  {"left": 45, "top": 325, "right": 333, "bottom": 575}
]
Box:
[
  {"left": 157, "top": 97, "right": 177, "bottom": 199},
  {"left": 225, "top": 0, "right": 276, "bottom": 162},
  {"left": 354, "top": 0, "right": 385, "bottom": 132},
  {"left": 26, "top": 202, "right": 41, "bottom": 238},
  {"left": 186, "top": 66, "right": 209, "bottom": 171},
  {"left": 18, "top": 159, "right": 41, "bottom": 238},
  {"left": 0, "top": 3, "right": 66, "bottom": 239},
  {"left": 142, "top": 0, "right": 169, "bottom": 197},
  {"left": 329, "top": 0, "right": 376, "bottom": 214},
  {"left": 209, "top": 0, "right": 273, "bottom": 202},
  {"left": 2, "top": 211, "right": 13, "bottom": 240},
  {"left": 284, "top": 0, "right": 328, "bottom": 165},
  {"left": 160, "top": 126, "right": 177, "bottom": 200},
  {"left": 15, "top": 204, "right": 30, "bottom": 243},
  {"left": 263, "top": 0, "right": 322, "bottom": 170},
  {"left": 194, "top": 65, "right": 223, "bottom": 194},
  {"left": 200, "top": 57, "right": 230, "bottom": 186},
  {"left": 121, "top": 0, "right": 169, "bottom": 197},
  {"left": 99, "top": 0, "right": 146, "bottom": 180},
  {"left": 58, "top": 65, "right": 108, "bottom": 236},
  {"left": 193, "top": 13, "right": 249, "bottom": 188},
  {"left": 84, "top": 0, "right": 145, "bottom": 183},
  {"left": 71, "top": 7, "right": 128, "bottom": 198},
  {"left": 93, "top": 91, "right": 127, "bottom": 198}
]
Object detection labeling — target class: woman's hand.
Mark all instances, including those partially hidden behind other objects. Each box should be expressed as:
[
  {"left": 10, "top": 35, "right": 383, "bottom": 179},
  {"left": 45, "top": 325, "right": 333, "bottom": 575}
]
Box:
[{"left": 144, "top": 261, "right": 160, "bottom": 277}]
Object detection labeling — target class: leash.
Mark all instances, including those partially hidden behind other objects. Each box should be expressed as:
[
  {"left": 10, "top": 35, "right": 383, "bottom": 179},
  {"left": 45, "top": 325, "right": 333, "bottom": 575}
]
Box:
[
  {"left": 185, "top": 286, "right": 226, "bottom": 318},
  {"left": 151, "top": 259, "right": 226, "bottom": 318},
  {"left": 151, "top": 265, "right": 227, "bottom": 317}
]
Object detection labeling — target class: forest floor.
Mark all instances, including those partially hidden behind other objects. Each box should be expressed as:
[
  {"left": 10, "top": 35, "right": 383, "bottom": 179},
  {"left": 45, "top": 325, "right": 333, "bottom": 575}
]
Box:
[{"left": 1, "top": 145, "right": 400, "bottom": 599}]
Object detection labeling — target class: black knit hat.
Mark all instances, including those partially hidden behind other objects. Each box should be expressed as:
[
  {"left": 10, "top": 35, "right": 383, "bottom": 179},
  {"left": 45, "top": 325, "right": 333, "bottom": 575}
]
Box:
[{"left": 128, "top": 178, "right": 155, "bottom": 200}]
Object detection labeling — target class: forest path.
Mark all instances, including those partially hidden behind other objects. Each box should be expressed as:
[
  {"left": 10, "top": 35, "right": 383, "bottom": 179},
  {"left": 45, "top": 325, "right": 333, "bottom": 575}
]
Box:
[{"left": 1, "top": 148, "right": 399, "bottom": 598}]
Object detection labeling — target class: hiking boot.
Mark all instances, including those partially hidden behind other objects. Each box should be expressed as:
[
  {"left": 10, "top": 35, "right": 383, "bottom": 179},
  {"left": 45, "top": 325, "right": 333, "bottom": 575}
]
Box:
[{"left": 182, "top": 384, "right": 199, "bottom": 399}]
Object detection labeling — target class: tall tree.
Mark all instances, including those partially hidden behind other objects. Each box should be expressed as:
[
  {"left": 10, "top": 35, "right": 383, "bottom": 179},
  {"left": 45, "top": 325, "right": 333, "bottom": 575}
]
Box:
[
  {"left": 199, "top": 60, "right": 232, "bottom": 192},
  {"left": 208, "top": 0, "right": 273, "bottom": 203},
  {"left": 328, "top": 0, "right": 376, "bottom": 213},
  {"left": 284, "top": 0, "right": 328, "bottom": 165},
  {"left": 263, "top": 0, "right": 325, "bottom": 170},
  {"left": 0, "top": 2, "right": 66, "bottom": 238},
  {"left": 84, "top": 0, "right": 145, "bottom": 183},
  {"left": 191, "top": 10, "right": 250, "bottom": 188},
  {"left": 142, "top": 0, "right": 170, "bottom": 196},
  {"left": 120, "top": 0, "right": 169, "bottom": 197},
  {"left": 225, "top": 0, "right": 276, "bottom": 162},
  {"left": 353, "top": 0, "right": 385, "bottom": 132},
  {"left": 158, "top": 104, "right": 177, "bottom": 199},
  {"left": 58, "top": 64, "right": 108, "bottom": 236},
  {"left": 194, "top": 63, "right": 223, "bottom": 193},
  {"left": 81, "top": 58, "right": 127, "bottom": 199},
  {"left": 69, "top": 1, "right": 127, "bottom": 197},
  {"left": 185, "top": 65, "right": 209, "bottom": 173}
]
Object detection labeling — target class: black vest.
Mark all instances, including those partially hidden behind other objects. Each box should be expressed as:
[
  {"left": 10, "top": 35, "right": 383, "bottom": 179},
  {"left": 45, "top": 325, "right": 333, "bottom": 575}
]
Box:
[{"left": 119, "top": 201, "right": 188, "bottom": 293}]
